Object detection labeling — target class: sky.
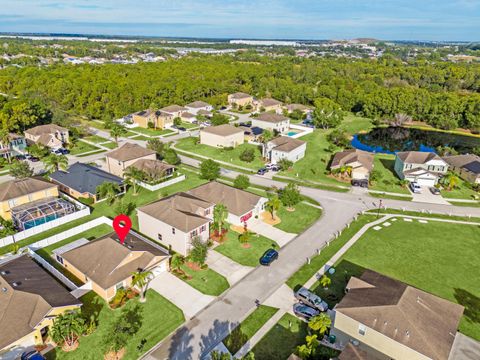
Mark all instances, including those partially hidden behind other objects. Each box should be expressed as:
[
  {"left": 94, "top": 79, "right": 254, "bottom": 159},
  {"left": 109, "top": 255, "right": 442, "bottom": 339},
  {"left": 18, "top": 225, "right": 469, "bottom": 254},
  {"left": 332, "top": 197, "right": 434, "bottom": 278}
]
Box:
[{"left": 0, "top": 0, "right": 479, "bottom": 41}]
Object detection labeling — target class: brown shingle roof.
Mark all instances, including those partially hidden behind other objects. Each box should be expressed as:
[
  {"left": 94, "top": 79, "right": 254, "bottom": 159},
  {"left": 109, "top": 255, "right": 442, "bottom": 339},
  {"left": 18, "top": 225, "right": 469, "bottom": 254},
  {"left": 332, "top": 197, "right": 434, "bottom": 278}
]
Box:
[
  {"left": 285, "top": 104, "right": 311, "bottom": 112},
  {"left": 0, "top": 178, "right": 57, "bottom": 202},
  {"left": 24, "top": 124, "right": 67, "bottom": 136},
  {"left": 186, "top": 101, "right": 211, "bottom": 108},
  {"left": 160, "top": 105, "right": 187, "bottom": 113},
  {"left": 229, "top": 92, "right": 252, "bottom": 99},
  {"left": 60, "top": 234, "right": 168, "bottom": 289},
  {"left": 443, "top": 154, "right": 480, "bottom": 174},
  {"left": 338, "top": 344, "right": 372, "bottom": 360},
  {"left": 396, "top": 151, "right": 444, "bottom": 164},
  {"left": 268, "top": 136, "right": 306, "bottom": 153},
  {"left": 106, "top": 142, "right": 156, "bottom": 162},
  {"left": 255, "top": 113, "right": 290, "bottom": 123},
  {"left": 129, "top": 159, "right": 174, "bottom": 177},
  {"left": 188, "top": 181, "right": 262, "bottom": 217},
  {"left": 201, "top": 124, "right": 243, "bottom": 137},
  {"left": 138, "top": 192, "right": 212, "bottom": 232},
  {"left": 336, "top": 270, "right": 463, "bottom": 360},
  {"left": 331, "top": 149, "right": 374, "bottom": 171},
  {"left": 0, "top": 255, "right": 81, "bottom": 349},
  {"left": 260, "top": 98, "right": 282, "bottom": 107}
]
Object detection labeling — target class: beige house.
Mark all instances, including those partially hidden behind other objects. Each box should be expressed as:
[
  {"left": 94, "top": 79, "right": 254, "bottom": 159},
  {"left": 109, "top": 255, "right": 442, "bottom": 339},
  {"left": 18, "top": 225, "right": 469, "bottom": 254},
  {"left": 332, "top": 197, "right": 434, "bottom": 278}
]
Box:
[
  {"left": 185, "top": 101, "right": 213, "bottom": 115},
  {"left": 255, "top": 98, "right": 283, "bottom": 113},
  {"left": 332, "top": 270, "right": 464, "bottom": 360},
  {"left": 137, "top": 192, "right": 214, "bottom": 256},
  {"left": 128, "top": 159, "right": 175, "bottom": 182},
  {"left": 0, "top": 178, "right": 58, "bottom": 221},
  {"left": 0, "top": 255, "right": 81, "bottom": 357},
  {"left": 54, "top": 234, "right": 169, "bottom": 301},
  {"left": 331, "top": 149, "right": 374, "bottom": 181},
  {"left": 200, "top": 124, "right": 244, "bottom": 148},
  {"left": 251, "top": 113, "right": 290, "bottom": 134},
  {"left": 132, "top": 109, "right": 173, "bottom": 129},
  {"left": 443, "top": 154, "right": 480, "bottom": 184},
  {"left": 24, "top": 124, "right": 69, "bottom": 149},
  {"left": 228, "top": 92, "right": 254, "bottom": 108},
  {"left": 159, "top": 105, "right": 188, "bottom": 118},
  {"left": 105, "top": 142, "right": 157, "bottom": 177},
  {"left": 284, "top": 103, "right": 312, "bottom": 114}
]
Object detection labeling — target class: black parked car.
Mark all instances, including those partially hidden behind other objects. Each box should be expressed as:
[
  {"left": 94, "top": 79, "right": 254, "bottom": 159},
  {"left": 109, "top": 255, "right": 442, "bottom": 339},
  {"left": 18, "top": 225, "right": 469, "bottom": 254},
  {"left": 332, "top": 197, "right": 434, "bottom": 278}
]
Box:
[
  {"left": 351, "top": 179, "right": 368, "bottom": 188},
  {"left": 257, "top": 168, "right": 267, "bottom": 175},
  {"left": 29, "top": 157, "right": 40, "bottom": 162},
  {"left": 260, "top": 248, "right": 278, "bottom": 266},
  {"left": 293, "top": 303, "right": 320, "bottom": 321}
]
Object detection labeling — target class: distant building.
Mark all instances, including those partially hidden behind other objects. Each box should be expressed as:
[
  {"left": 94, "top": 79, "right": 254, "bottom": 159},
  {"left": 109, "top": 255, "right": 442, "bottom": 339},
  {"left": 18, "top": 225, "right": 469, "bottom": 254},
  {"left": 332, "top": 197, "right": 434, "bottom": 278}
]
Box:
[
  {"left": 200, "top": 124, "right": 244, "bottom": 148},
  {"left": 284, "top": 103, "right": 312, "bottom": 115},
  {"left": 251, "top": 113, "right": 290, "bottom": 134},
  {"left": 0, "top": 133, "right": 27, "bottom": 159},
  {"left": 105, "top": 142, "right": 157, "bottom": 177},
  {"left": 265, "top": 136, "right": 306, "bottom": 164},
  {"left": 24, "top": 124, "right": 69, "bottom": 149},
  {"left": 185, "top": 101, "right": 213, "bottom": 115},
  {"left": 394, "top": 151, "right": 448, "bottom": 186},
  {"left": 159, "top": 105, "right": 188, "bottom": 119},
  {"left": 132, "top": 109, "right": 173, "bottom": 130},
  {"left": 228, "top": 92, "right": 254, "bottom": 108},
  {"left": 331, "top": 149, "right": 374, "bottom": 182},
  {"left": 443, "top": 154, "right": 480, "bottom": 184},
  {"left": 255, "top": 98, "right": 283, "bottom": 113}
]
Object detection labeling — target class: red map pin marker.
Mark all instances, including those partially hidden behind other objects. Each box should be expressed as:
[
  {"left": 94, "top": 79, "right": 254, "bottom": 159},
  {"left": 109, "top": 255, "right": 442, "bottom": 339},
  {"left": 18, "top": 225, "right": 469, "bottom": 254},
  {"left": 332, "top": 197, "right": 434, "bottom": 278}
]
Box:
[{"left": 113, "top": 214, "right": 132, "bottom": 245}]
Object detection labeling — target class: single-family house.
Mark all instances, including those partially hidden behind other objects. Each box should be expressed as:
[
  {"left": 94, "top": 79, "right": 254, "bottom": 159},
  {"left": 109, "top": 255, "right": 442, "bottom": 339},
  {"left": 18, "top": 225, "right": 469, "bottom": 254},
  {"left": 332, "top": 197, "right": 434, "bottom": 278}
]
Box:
[
  {"left": 159, "top": 105, "right": 188, "bottom": 119},
  {"left": 331, "top": 149, "right": 374, "bottom": 182},
  {"left": 0, "top": 255, "right": 81, "bottom": 357},
  {"left": 0, "top": 177, "right": 58, "bottom": 221},
  {"left": 137, "top": 193, "right": 214, "bottom": 256},
  {"left": 50, "top": 162, "right": 125, "bottom": 203},
  {"left": 332, "top": 269, "right": 463, "bottom": 360},
  {"left": 240, "top": 126, "right": 263, "bottom": 142},
  {"left": 24, "top": 124, "right": 69, "bottom": 149},
  {"left": 200, "top": 124, "right": 244, "bottom": 148},
  {"left": 255, "top": 98, "right": 283, "bottom": 113},
  {"left": 181, "top": 112, "right": 196, "bottom": 123},
  {"left": 265, "top": 136, "right": 306, "bottom": 164},
  {"left": 197, "top": 109, "right": 213, "bottom": 118},
  {"left": 284, "top": 103, "right": 312, "bottom": 115},
  {"left": 132, "top": 109, "right": 173, "bottom": 129},
  {"left": 251, "top": 113, "right": 290, "bottom": 134},
  {"left": 54, "top": 233, "right": 169, "bottom": 301},
  {"left": 105, "top": 142, "right": 157, "bottom": 177},
  {"left": 127, "top": 159, "right": 176, "bottom": 182},
  {"left": 188, "top": 181, "right": 267, "bottom": 225},
  {"left": 443, "top": 154, "right": 480, "bottom": 184},
  {"left": 394, "top": 151, "right": 449, "bottom": 186},
  {"left": 0, "top": 134, "right": 27, "bottom": 159},
  {"left": 185, "top": 101, "right": 213, "bottom": 115},
  {"left": 228, "top": 92, "right": 254, "bottom": 108}
]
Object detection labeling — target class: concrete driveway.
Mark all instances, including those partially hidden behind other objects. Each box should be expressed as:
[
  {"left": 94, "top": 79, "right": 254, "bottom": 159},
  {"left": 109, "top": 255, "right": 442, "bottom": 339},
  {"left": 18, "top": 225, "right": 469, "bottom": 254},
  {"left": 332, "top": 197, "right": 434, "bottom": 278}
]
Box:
[
  {"left": 449, "top": 333, "right": 480, "bottom": 360},
  {"left": 248, "top": 219, "right": 296, "bottom": 247},
  {"left": 411, "top": 186, "right": 451, "bottom": 205},
  {"left": 206, "top": 251, "right": 252, "bottom": 285},
  {"left": 149, "top": 272, "right": 215, "bottom": 319}
]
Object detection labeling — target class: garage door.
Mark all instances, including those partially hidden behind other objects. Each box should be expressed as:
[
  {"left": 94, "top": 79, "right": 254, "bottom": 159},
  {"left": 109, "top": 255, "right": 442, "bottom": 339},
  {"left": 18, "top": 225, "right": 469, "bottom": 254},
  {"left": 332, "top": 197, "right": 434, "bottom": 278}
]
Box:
[
  {"left": 416, "top": 177, "right": 436, "bottom": 187},
  {"left": 151, "top": 261, "right": 168, "bottom": 276}
]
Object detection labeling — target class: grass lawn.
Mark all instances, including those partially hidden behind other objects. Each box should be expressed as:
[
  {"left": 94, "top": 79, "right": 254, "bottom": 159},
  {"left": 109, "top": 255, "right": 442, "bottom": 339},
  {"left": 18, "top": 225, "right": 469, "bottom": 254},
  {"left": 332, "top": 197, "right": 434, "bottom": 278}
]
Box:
[
  {"left": 368, "top": 154, "right": 411, "bottom": 194},
  {"left": 125, "top": 130, "right": 139, "bottom": 137},
  {"left": 175, "top": 137, "right": 265, "bottom": 170},
  {"left": 215, "top": 229, "right": 279, "bottom": 267},
  {"left": 132, "top": 127, "right": 175, "bottom": 136},
  {"left": 180, "top": 121, "right": 199, "bottom": 129},
  {"left": 448, "top": 201, "right": 480, "bottom": 207},
  {"left": 338, "top": 113, "right": 374, "bottom": 134},
  {"left": 324, "top": 220, "right": 480, "bottom": 341},
  {"left": 274, "top": 202, "right": 322, "bottom": 234},
  {"left": 441, "top": 177, "right": 479, "bottom": 200},
  {"left": 369, "top": 192, "right": 413, "bottom": 201},
  {"left": 70, "top": 140, "right": 100, "bottom": 155},
  {"left": 46, "top": 290, "right": 184, "bottom": 360},
  {"left": 101, "top": 141, "right": 118, "bottom": 149},
  {"left": 130, "top": 135, "right": 151, "bottom": 141},
  {"left": 224, "top": 305, "right": 279, "bottom": 354},
  {"left": 176, "top": 264, "right": 229, "bottom": 296},
  {"left": 84, "top": 135, "right": 110, "bottom": 144},
  {"left": 76, "top": 149, "right": 106, "bottom": 157},
  {"left": 83, "top": 119, "right": 108, "bottom": 130}
]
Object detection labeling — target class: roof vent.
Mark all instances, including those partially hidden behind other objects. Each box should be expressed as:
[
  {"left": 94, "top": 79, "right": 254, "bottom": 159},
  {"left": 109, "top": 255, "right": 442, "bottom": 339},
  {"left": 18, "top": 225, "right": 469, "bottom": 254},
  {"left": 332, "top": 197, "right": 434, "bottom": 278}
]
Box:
[
  {"left": 1, "top": 287, "right": 7, "bottom": 292},
  {"left": 12, "top": 281, "right": 21, "bottom": 287},
  {"left": 405, "top": 330, "right": 410, "bottom": 336},
  {"left": 0, "top": 270, "right": 10, "bottom": 275},
  {"left": 127, "top": 245, "right": 133, "bottom": 249}
]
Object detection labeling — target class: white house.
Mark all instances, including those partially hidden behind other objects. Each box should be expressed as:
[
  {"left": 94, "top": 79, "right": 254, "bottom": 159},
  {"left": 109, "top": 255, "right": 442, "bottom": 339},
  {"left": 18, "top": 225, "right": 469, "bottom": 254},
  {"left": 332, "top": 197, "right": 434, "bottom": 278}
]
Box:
[
  {"left": 265, "top": 136, "right": 306, "bottom": 164},
  {"left": 185, "top": 101, "right": 213, "bottom": 115},
  {"left": 251, "top": 113, "right": 290, "bottom": 134},
  {"left": 394, "top": 151, "right": 449, "bottom": 186},
  {"left": 200, "top": 124, "right": 244, "bottom": 148}
]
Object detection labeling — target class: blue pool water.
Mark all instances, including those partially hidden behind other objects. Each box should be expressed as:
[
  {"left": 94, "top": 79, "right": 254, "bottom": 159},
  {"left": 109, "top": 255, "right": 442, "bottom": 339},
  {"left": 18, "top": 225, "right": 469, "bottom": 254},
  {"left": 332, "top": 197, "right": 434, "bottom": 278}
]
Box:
[
  {"left": 287, "top": 131, "right": 298, "bottom": 137},
  {"left": 23, "top": 213, "right": 61, "bottom": 230}
]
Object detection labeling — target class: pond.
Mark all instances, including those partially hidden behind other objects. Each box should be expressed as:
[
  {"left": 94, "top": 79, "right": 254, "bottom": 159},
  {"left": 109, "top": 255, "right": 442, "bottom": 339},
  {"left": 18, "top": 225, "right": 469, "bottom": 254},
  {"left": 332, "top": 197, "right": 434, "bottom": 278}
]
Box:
[{"left": 352, "top": 127, "right": 480, "bottom": 154}]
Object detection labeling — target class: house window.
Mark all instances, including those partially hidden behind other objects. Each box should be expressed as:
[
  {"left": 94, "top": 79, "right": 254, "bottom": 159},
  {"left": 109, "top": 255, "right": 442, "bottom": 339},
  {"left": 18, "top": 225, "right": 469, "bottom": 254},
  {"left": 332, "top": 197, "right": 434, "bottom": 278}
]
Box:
[
  {"left": 158, "top": 234, "right": 162, "bottom": 241},
  {"left": 191, "top": 229, "right": 198, "bottom": 238},
  {"left": 200, "top": 224, "right": 206, "bottom": 232},
  {"left": 172, "top": 227, "right": 176, "bottom": 235},
  {"left": 115, "top": 282, "right": 124, "bottom": 291},
  {"left": 358, "top": 324, "right": 367, "bottom": 336},
  {"left": 205, "top": 208, "right": 210, "bottom": 215}
]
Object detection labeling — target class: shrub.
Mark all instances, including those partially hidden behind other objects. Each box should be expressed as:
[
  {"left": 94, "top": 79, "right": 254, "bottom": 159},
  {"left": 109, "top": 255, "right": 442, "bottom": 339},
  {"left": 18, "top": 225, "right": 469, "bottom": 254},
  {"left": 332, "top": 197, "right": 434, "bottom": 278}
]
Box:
[
  {"left": 239, "top": 148, "right": 255, "bottom": 162},
  {"left": 233, "top": 174, "right": 250, "bottom": 189},
  {"left": 78, "top": 197, "right": 94, "bottom": 205}
]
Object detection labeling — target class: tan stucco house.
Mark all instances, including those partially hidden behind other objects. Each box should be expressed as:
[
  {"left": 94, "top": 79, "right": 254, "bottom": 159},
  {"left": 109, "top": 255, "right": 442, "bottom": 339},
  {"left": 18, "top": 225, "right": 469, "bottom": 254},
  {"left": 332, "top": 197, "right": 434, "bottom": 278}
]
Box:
[
  {"left": 251, "top": 113, "right": 290, "bottom": 134},
  {"left": 132, "top": 109, "right": 174, "bottom": 129},
  {"left": 228, "top": 92, "right": 254, "bottom": 108},
  {"left": 332, "top": 269, "right": 464, "bottom": 360},
  {"left": 443, "top": 154, "right": 480, "bottom": 184},
  {"left": 331, "top": 149, "right": 374, "bottom": 182},
  {"left": 255, "top": 98, "right": 283, "bottom": 113},
  {"left": 54, "top": 233, "right": 169, "bottom": 301},
  {"left": 284, "top": 103, "right": 312, "bottom": 115},
  {"left": 200, "top": 124, "right": 245, "bottom": 148},
  {"left": 105, "top": 142, "right": 157, "bottom": 177},
  {"left": 24, "top": 124, "right": 69, "bottom": 149},
  {"left": 0, "top": 255, "right": 81, "bottom": 358}
]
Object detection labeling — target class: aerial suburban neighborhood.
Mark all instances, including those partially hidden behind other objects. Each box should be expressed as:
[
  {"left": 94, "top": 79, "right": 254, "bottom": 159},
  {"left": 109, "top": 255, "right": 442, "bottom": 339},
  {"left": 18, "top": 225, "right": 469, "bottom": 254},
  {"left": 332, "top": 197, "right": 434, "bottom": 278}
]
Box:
[{"left": 0, "top": 2, "right": 479, "bottom": 360}]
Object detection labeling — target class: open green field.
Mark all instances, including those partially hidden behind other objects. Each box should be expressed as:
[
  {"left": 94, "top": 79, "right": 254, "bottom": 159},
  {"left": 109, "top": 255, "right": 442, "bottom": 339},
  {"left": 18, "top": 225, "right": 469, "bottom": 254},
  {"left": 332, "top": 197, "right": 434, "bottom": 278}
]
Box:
[
  {"left": 70, "top": 140, "right": 100, "bottom": 155},
  {"left": 45, "top": 290, "right": 184, "bottom": 360},
  {"left": 175, "top": 137, "right": 265, "bottom": 170},
  {"left": 274, "top": 202, "right": 322, "bottom": 234},
  {"left": 312, "top": 219, "right": 480, "bottom": 341},
  {"left": 177, "top": 264, "right": 229, "bottom": 296},
  {"left": 215, "top": 230, "right": 279, "bottom": 267}
]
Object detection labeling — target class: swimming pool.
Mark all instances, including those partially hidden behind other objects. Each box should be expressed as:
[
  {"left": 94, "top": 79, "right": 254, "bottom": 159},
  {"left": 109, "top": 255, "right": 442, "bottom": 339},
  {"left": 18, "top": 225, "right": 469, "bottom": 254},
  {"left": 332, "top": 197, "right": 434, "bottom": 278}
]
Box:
[{"left": 287, "top": 131, "right": 298, "bottom": 137}]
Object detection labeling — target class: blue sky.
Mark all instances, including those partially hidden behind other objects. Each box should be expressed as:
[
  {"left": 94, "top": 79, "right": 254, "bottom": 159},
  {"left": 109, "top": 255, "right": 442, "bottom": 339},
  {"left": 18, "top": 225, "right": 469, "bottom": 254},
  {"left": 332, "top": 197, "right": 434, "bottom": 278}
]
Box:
[{"left": 0, "top": 0, "right": 479, "bottom": 41}]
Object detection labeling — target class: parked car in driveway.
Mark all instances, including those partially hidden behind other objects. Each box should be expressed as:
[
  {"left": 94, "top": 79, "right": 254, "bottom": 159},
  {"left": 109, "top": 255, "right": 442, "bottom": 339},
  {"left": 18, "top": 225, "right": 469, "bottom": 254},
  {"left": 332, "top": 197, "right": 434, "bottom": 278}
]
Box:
[
  {"left": 29, "top": 156, "right": 40, "bottom": 162},
  {"left": 257, "top": 168, "right": 267, "bottom": 175},
  {"left": 429, "top": 187, "right": 441, "bottom": 195},
  {"left": 409, "top": 181, "right": 421, "bottom": 194},
  {"left": 295, "top": 287, "right": 329, "bottom": 311},
  {"left": 293, "top": 303, "right": 320, "bottom": 321},
  {"left": 259, "top": 248, "right": 278, "bottom": 266}
]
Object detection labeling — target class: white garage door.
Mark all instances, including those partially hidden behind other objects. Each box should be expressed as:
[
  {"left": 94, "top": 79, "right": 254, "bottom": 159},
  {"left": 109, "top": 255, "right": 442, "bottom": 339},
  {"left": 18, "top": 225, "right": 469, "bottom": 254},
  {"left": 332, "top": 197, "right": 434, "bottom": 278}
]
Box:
[
  {"left": 151, "top": 261, "right": 168, "bottom": 276},
  {"left": 416, "top": 177, "right": 436, "bottom": 187}
]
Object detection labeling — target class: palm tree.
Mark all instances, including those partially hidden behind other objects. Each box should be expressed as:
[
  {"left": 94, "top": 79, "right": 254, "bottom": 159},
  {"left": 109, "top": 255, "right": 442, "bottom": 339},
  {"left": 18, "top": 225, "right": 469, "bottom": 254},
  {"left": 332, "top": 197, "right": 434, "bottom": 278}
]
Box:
[
  {"left": 131, "top": 270, "right": 153, "bottom": 303},
  {"left": 238, "top": 229, "right": 253, "bottom": 247},
  {"left": 124, "top": 166, "right": 144, "bottom": 195},
  {"left": 320, "top": 274, "right": 331, "bottom": 289},
  {"left": 110, "top": 124, "right": 127, "bottom": 145},
  {"left": 170, "top": 254, "right": 185, "bottom": 274},
  {"left": 44, "top": 154, "right": 68, "bottom": 173},
  {"left": 442, "top": 173, "right": 459, "bottom": 191},
  {"left": 213, "top": 203, "right": 228, "bottom": 237},
  {"left": 308, "top": 313, "right": 332, "bottom": 335},
  {"left": 0, "top": 129, "right": 12, "bottom": 163},
  {"left": 260, "top": 129, "right": 273, "bottom": 158},
  {"left": 265, "top": 195, "right": 280, "bottom": 220},
  {"left": 96, "top": 182, "right": 120, "bottom": 203},
  {"left": 50, "top": 311, "right": 86, "bottom": 350}
]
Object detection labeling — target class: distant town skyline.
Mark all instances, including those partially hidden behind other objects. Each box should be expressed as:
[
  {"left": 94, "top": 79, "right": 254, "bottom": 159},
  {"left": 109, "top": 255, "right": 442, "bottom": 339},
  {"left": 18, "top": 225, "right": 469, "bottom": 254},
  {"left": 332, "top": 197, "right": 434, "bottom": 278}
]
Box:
[{"left": 0, "top": 0, "right": 479, "bottom": 42}]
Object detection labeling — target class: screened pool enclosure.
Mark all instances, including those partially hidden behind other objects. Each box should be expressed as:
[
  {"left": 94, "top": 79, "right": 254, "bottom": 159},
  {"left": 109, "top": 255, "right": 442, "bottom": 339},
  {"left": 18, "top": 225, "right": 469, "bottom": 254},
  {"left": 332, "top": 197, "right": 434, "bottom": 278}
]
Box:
[{"left": 11, "top": 197, "right": 77, "bottom": 230}]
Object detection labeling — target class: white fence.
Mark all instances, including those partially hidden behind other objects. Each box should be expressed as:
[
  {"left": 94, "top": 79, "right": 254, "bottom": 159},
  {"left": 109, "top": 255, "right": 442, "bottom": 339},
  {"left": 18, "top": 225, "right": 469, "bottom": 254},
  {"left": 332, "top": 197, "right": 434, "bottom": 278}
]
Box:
[
  {"left": 289, "top": 124, "right": 313, "bottom": 138},
  {"left": 138, "top": 174, "right": 186, "bottom": 191}
]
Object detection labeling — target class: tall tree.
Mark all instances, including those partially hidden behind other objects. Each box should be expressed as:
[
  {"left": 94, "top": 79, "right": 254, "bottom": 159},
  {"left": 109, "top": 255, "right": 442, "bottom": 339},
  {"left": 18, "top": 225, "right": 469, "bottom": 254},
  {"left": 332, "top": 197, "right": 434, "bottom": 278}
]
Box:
[
  {"left": 110, "top": 124, "right": 127, "bottom": 145},
  {"left": 131, "top": 270, "right": 153, "bottom": 303},
  {"left": 308, "top": 313, "right": 332, "bottom": 335},
  {"left": 200, "top": 159, "right": 220, "bottom": 180},
  {"left": 312, "top": 97, "right": 343, "bottom": 129},
  {"left": 265, "top": 195, "right": 280, "bottom": 220},
  {"left": 50, "top": 311, "right": 86, "bottom": 350},
  {"left": 44, "top": 154, "right": 68, "bottom": 173},
  {"left": 213, "top": 203, "right": 228, "bottom": 236},
  {"left": 124, "top": 166, "right": 144, "bottom": 195},
  {"left": 96, "top": 182, "right": 120, "bottom": 203},
  {"left": 9, "top": 160, "right": 33, "bottom": 179}
]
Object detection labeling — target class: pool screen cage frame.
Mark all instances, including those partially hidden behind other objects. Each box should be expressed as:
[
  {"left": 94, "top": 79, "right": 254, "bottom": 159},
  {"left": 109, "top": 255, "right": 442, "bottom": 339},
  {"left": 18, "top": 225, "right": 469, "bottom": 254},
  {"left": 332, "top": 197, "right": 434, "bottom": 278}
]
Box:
[{"left": 11, "top": 197, "right": 77, "bottom": 231}]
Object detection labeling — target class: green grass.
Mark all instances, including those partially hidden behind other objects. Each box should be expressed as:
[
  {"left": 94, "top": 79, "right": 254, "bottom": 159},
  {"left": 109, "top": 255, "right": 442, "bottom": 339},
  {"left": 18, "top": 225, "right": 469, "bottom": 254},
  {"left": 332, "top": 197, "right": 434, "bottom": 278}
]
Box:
[
  {"left": 70, "top": 140, "right": 100, "bottom": 155},
  {"left": 334, "top": 220, "right": 480, "bottom": 341},
  {"left": 83, "top": 135, "right": 110, "bottom": 144},
  {"left": 441, "top": 177, "right": 479, "bottom": 200},
  {"left": 83, "top": 119, "right": 108, "bottom": 130},
  {"left": 224, "top": 305, "right": 279, "bottom": 354},
  {"left": 286, "top": 215, "right": 377, "bottom": 289},
  {"left": 370, "top": 208, "right": 480, "bottom": 223},
  {"left": 274, "top": 202, "right": 322, "bottom": 234},
  {"left": 176, "top": 137, "right": 265, "bottom": 170},
  {"left": 45, "top": 290, "right": 184, "bottom": 360},
  {"left": 131, "top": 127, "right": 175, "bottom": 136},
  {"left": 125, "top": 130, "right": 139, "bottom": 137},
  {"left": 180, "top": 121, "right": 199, "bottom": 129},
  {"left": 448, "top": 201, "right": 480, "bottom": 207},
  {"left": 215, "top": 230, "right": 279, "bottom": 267},
  {"left": 176, "top": 264, "right": 229, "bottom": 296},
  {"left": 101, "top": 141, "right": 118, "bottom": 149},
  {"left": 76, "top": 149, "right": 106, "bottom": 157},
  {"left": 130, "top": 135, "right": 151, "bottom": 141},
  {"left": 338, "top": 113, "right": 375, "bottom": 134},
  {"left": 369, "top": 192, "right": 413, "bottom": 201},
  {"left": 369, "top": 154, "right": 411, "bottom": 194}
]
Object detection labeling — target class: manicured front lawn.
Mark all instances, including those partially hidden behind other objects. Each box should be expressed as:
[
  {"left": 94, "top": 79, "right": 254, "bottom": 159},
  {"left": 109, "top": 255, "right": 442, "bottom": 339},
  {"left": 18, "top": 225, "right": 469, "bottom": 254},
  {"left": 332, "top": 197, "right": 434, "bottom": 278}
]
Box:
[
  {"left": 70, "top": 140, "right": 100, "bottom": 155},
  {"left": 330, "top": 219, "right": 480, "bottom": 341},
  {"left": 175, "top": 137, "right": 265, "bottom": 170},
  {"left": 368, "top": 154, "right": 411, "bottom": 194},
  {"left": 369, "top": 192, "right": 413, "bottom": 201},
  {"left": 441, "top": 177, "right": 479, "bottom": 200},
  {"left": 224, "top": 305, "right": 279, "bottom": 354},
  {"left": 84, "top": 135, "right": 110, "bottom": 144},
  {"left": 274, "top": 202, "right": 321, "bottom": 234},
  {"left": 214, "top": 230, "right": 279, "bottom": 267},
  {"left": 101, "top": 141, "right": 118, "bottom": 149},
  {"left": 131, "top": 127, "right": 175, "bottom": 136},
  {"left": 46, "top": 290, "right": 185, "bottom": 360},
  {"left": 176, "top": 264, "right": 229, "bottom": 296}
]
